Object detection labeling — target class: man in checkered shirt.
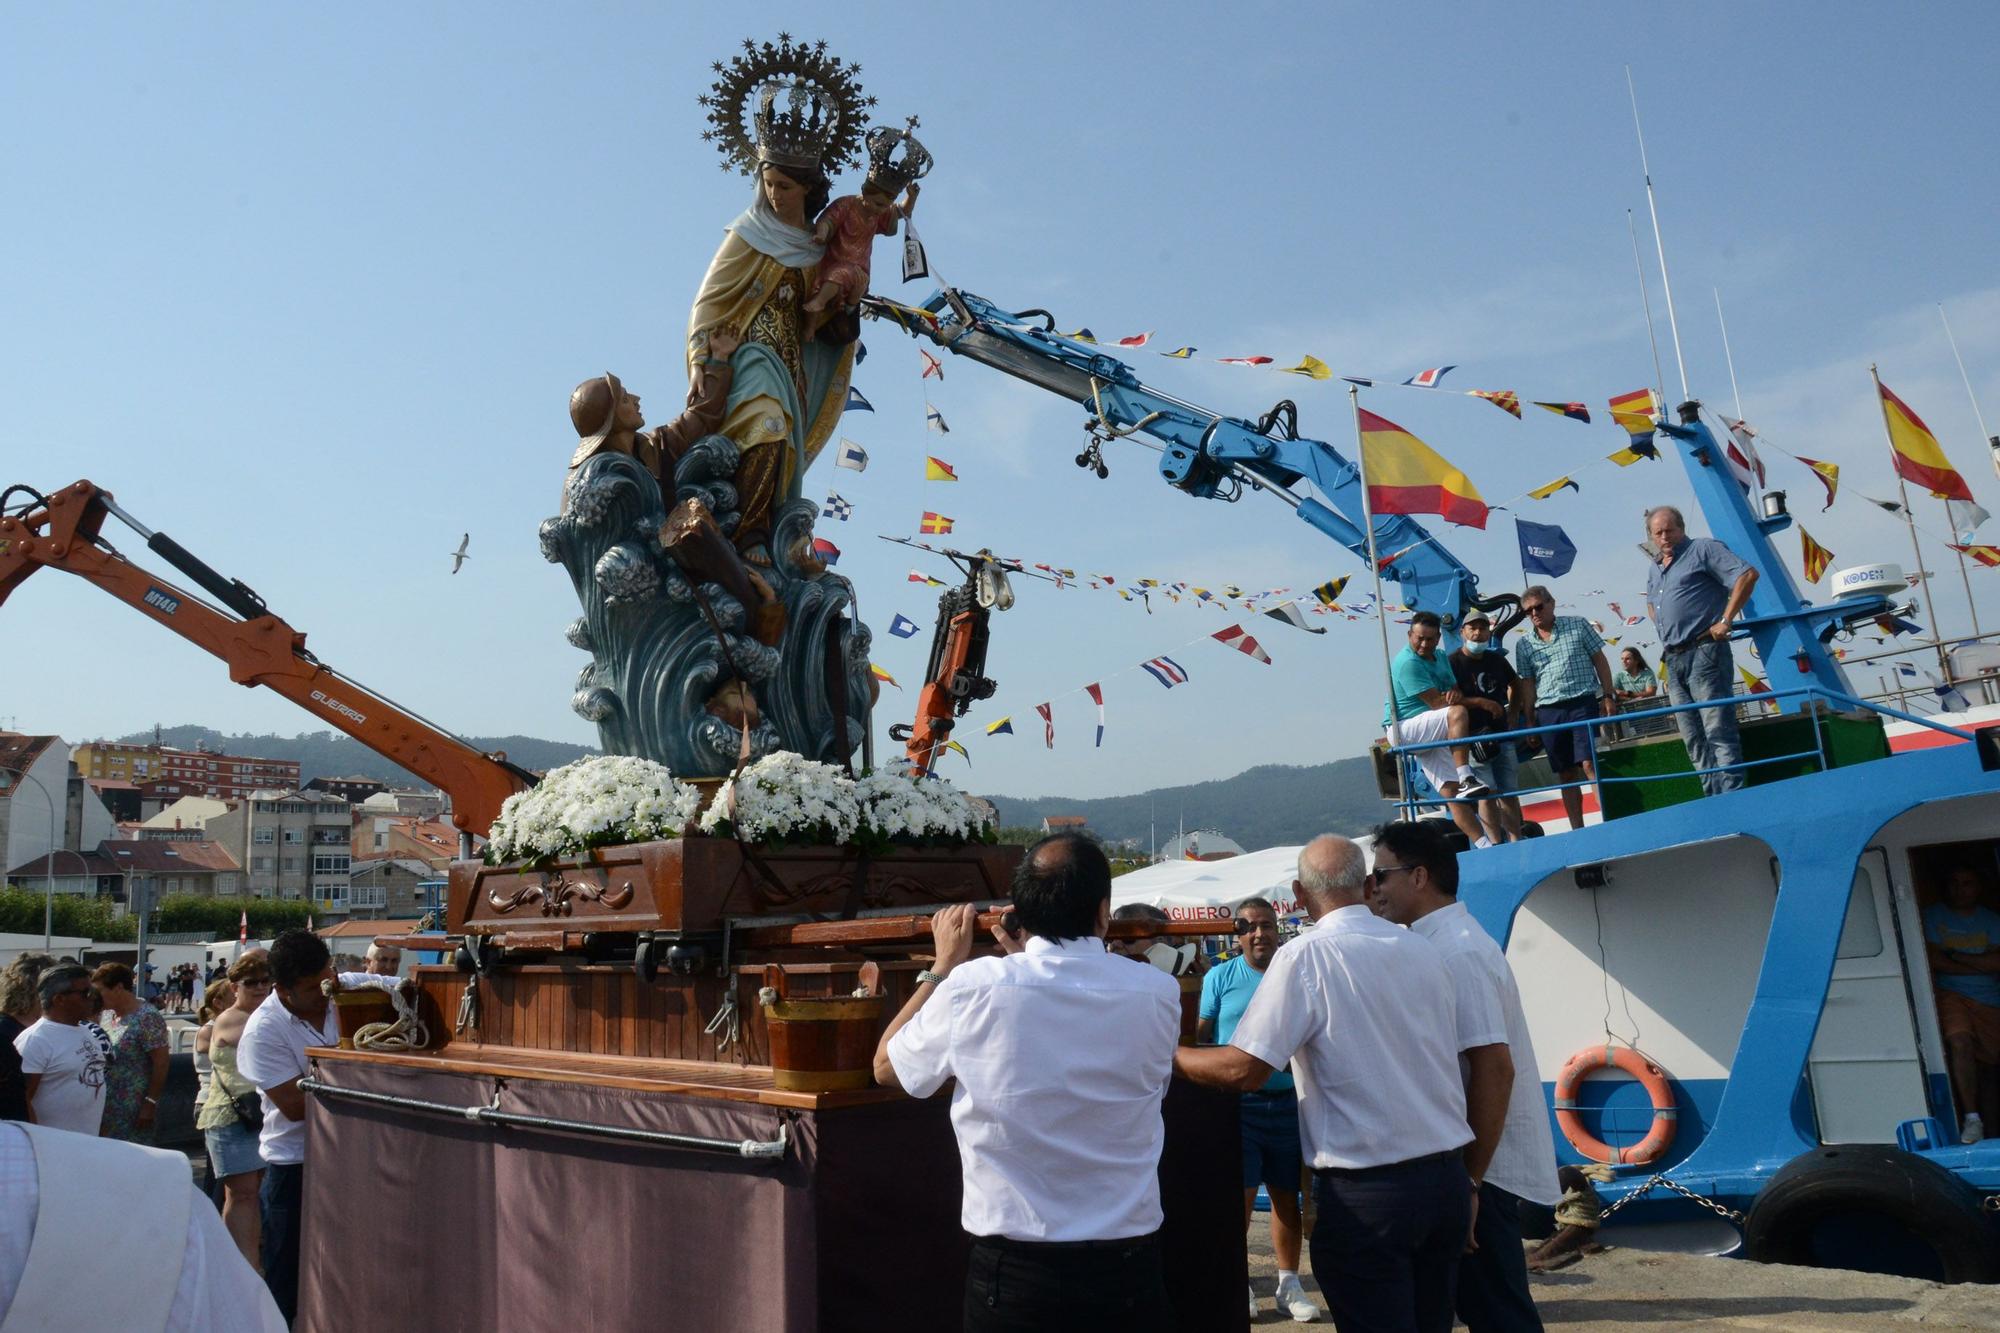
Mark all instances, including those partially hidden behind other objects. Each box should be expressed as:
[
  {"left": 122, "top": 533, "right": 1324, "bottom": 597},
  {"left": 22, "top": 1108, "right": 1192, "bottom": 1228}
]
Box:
[{"left": 1511, "top": 585, "right": 1616, "bottom": 830}]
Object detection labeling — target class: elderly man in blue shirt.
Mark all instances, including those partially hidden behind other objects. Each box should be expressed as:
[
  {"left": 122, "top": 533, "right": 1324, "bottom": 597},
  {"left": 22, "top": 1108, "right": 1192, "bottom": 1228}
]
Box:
[{"left": 1644, "top": 505, "right": 1759, "bottom": 795}]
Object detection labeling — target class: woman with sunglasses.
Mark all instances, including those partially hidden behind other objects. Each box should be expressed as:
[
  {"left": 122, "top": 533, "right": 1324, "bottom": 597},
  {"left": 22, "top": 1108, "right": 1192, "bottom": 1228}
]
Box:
[{"left": 198, "top": 955, "right": 275, "bottom": 1269}]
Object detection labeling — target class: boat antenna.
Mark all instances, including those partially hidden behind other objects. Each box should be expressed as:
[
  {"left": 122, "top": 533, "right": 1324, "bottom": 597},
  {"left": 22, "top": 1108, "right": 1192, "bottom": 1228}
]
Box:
[
  {"left": 1939, "top": 301, "right": 1999, "bottom": 482},
  {"left": 1936, "top": 302, "right": 1988, "bottom": 634},
  {"left": 1715, "top": 288, "right": 1745, "bottom": 422},
  {"left": 1627, "top": 210, "right": 1667, "bottom": 409},
  {"left": 1626, "top": 66, "right": 1691, "bottom": 405}
]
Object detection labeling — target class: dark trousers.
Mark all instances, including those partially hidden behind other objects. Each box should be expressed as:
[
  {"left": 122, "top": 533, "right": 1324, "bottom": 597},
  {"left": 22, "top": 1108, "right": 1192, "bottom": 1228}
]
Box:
[
  {"left": 1457, "top": 1182, "right": 1544, "bottom": 1333},
  {"left": 1309, "top": 1151, "right": 1471, "bottom": 1333},
  {"left": 963, "top": 1232, "right": 1170, "bottom": 1332},
  {"left": 260, "top": 1161, "right": 304, "bottom": 1325}
]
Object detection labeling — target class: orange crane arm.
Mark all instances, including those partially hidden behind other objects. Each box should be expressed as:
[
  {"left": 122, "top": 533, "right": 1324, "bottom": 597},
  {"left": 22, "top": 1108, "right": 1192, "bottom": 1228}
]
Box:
[{"left": 0, "top": 480, "right": 535, "bottom": 837}]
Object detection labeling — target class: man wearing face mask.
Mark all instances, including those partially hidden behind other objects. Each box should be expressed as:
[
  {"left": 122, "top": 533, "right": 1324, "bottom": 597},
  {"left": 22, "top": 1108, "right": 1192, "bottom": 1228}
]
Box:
[
  {"left": 1198, "top": 898, "right": 1318, "bottom": 1322},
  {"left": 1449, "top": 611, "right": 1525, "bottom": 846}
]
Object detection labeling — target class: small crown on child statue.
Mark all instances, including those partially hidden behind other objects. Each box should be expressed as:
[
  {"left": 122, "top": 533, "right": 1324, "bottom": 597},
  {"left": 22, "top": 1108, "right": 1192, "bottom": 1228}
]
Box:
[
  {"left": 699, "top": 35, "right": 873, "bottom": 178},
  {"left": 864, "top": 116, "right": 932, "bottom": 196}
]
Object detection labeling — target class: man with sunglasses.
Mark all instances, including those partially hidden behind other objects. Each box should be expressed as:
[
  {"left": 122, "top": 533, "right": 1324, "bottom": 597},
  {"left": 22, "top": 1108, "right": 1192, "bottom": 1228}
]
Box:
[
  {"left": 1369, "top": 821, "right": 1557, "bottom": 1333},
  {"left": 1511, "top": 585, "right": 1616, "bottom": 830},
  {"left": 1177, "top": 837, "right": 1473, "bottom": 1333},
  {"left": 12, "top": 964, "right": 111, "bottom": 1135},
  {"left": 1197, "top": 898, "right": 1318, "bottom": 1322}
]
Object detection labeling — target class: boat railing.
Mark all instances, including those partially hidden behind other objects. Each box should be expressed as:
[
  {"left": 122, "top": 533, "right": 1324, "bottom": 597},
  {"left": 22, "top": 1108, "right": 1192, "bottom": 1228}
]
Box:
[{"left": 1384, "top": 683, "right": 1978, "bottom": 823}]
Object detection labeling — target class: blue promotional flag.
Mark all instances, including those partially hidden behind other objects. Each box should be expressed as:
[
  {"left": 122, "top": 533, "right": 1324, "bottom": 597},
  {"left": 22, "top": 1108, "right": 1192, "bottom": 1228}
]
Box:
[
  {"left": 888, "top": 614, "right": 920, "bottom": 638},
  {"left": 845, "top": 386, "right": 874, "bottom": 413},
  {"left": 1515, "top": 518, "right": 1576, "bottom": 579}
]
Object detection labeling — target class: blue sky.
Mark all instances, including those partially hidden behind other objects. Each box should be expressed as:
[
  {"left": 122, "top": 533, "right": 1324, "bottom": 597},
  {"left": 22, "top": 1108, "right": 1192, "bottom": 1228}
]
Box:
[{"left": 4, "top": 3, "right": 1997, "bottom": 800}]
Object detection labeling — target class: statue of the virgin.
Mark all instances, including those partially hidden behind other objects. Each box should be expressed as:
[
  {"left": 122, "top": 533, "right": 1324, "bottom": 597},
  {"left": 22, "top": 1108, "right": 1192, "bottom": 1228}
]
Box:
[{"left": 690, "top": 36, "right": 874, "bottom": 567}]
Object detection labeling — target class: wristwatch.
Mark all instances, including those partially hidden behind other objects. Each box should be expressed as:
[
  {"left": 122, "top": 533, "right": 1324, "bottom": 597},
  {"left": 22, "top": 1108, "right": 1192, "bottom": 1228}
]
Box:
[{"left": 914, "top": 970, "right": 949, "bottom": 987}]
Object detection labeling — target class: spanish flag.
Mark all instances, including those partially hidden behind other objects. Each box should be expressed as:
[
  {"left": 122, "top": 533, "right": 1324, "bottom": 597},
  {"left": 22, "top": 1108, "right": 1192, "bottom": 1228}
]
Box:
[
  {"left": 925, "top": 456, "right": 958, "bottom": 482},
  {"left": 919, "top": 512, "right": 954, "bottom": 535},
  {"left": 1356, "top": 408, "right": 1488, "bottom": 529},
  {"left": 1800, "top": 527, "right": 1834, "bottom": 584},
  {"left": 1877, "top": 379, "right": 1974, "bottom": 501}
]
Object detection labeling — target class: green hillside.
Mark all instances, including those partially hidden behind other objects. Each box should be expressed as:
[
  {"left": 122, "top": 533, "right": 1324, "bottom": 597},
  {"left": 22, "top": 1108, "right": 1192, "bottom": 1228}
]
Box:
[
  {"left": 982, "top": 758, "right": 1391, "bottom": 851},
  {"left": 115, "top": 726, "right": 1387, "bottom": 847},
  {"left": 115, "top": 725, "right": 596, "bottom": 790}
]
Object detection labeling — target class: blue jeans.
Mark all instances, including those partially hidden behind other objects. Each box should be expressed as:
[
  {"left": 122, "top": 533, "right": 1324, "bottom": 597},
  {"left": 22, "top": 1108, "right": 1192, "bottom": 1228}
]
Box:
[
  {"left": 260, "top": 1161, "right": 303, "bottom": 1324},
  {"left": 1665, "top": 640, "right": 1744, "bottom": 794}
]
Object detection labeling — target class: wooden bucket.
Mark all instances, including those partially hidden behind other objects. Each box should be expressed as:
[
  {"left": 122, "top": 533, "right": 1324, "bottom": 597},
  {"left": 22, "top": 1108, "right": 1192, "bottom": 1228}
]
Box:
[
  {"left": 1178, "top": 973, "right": 1203, "bottom": 1046},
  {"left": 759, "top": 963, "right": 886, "bottom": 1093},
  {"left": 330, "top": 987, "right": 396, "bottom": 1050}
]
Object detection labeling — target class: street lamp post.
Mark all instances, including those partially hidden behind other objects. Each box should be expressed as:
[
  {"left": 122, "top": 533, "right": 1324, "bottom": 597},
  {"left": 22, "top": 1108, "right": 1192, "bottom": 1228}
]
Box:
[{"left": 0, "top": 762, "right": 62, "bottom": 949}]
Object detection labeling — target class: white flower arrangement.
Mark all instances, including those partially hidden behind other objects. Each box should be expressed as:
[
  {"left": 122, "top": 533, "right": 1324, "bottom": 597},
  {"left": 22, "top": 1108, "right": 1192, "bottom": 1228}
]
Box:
[
  {"left": 853, "top": 770, "right": 985, "bottom": 845},
  {"left": 486, "top": 755, "right": 703, "bottom": 865},
  {"left": 698, "top": 751, "right": 862, "bottom": 845},
  {"left": 700, "top": 753, "right": 994, "bottom": 850}
]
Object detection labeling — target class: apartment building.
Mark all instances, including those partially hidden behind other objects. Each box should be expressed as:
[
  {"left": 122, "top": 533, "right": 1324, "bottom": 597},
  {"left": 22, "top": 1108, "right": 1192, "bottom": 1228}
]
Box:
[
  {"left": 74, "top": 740, "right": 300, "bottom": 802},
  {"left": 204, "top": 789, "right": 352, "bottom": 912}
]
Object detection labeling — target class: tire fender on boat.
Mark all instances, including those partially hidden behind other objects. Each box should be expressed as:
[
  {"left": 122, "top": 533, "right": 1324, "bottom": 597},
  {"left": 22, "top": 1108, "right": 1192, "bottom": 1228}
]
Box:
[
  {"left": 1743, "top": 1144, "right": 2000, "bottom": 1284},
  {"left": 1553, "top": 1043, "right": 1677, "bottom": 1165}
]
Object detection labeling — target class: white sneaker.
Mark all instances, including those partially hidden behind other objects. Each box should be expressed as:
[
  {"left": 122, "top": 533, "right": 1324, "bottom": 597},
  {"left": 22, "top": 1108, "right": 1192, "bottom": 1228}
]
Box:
[
  {"left": 1964, "top": 1112, "right": 1985, "bottom": 1145},
  {"left": 1276, "top": 1277, "right": 1319, "bottom": 1322},
  {"left": 1249, "top": 1281, "right": 1261, "bottom": 1318}
]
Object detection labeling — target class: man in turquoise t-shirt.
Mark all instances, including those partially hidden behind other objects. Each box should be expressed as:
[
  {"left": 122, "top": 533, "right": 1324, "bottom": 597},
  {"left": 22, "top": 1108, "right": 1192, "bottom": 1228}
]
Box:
[
  {"left": 1198, "top": 897, "right": 1317, "bottom": 1322},
  {"left": 1924, "top": 865, "right": 2000, "bottom": 1144},
  {"left": 1383, "top": 611, "right": 1491, "bottom": 846}
]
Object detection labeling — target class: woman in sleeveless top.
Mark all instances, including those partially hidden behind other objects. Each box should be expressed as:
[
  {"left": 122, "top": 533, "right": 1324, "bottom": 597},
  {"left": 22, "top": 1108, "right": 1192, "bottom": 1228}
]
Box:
[{"left": 200, "top": 956, "right": 273, "bottom": 1269}]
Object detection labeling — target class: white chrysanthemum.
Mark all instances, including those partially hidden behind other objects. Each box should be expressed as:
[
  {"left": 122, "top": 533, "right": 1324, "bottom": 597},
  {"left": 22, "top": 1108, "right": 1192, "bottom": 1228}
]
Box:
[{"left": 484, "top": 755, "right": 701, "bottom": 863}]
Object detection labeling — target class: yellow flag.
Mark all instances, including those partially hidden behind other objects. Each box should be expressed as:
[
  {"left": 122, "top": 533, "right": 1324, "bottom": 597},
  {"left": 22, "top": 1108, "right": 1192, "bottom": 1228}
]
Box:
[
  {"left": 1608, "top": 447, "right": 1649, "bottom": 467},
  {"left": 1279, "top": 355, "right": 1332, "bottom": 380},
  {"left": 1800, "top": 527, "right": 1834, "bottom": 583},
  {"left": 1528, "top": 476, "right": 1578, "bottom": 500}
]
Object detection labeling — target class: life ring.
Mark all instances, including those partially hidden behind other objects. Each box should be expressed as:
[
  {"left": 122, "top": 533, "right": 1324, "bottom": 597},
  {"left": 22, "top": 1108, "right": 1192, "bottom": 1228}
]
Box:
[{"left": 1553, "top": 1043, "right": 1677, "bottom": 1165}]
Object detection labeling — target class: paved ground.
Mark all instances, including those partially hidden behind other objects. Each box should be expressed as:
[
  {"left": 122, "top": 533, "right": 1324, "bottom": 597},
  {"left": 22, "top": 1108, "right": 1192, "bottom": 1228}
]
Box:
[{"left": 1245, "top": 1235, "right": 2000, "bottom": 1330}]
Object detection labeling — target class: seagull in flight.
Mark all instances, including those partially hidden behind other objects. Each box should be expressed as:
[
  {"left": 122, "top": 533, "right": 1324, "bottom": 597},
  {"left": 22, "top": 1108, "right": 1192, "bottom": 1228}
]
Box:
[{"left": 450, "top": 534, "right": 470, "bottom": 574}]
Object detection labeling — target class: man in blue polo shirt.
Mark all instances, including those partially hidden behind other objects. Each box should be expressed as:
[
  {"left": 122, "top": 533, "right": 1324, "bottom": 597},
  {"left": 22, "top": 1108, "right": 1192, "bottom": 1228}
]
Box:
[
  {"left": 1386, "top": 611, "right": 1494, "bottom": 847},
  {"left": 1199, "top": 896, "right": 1318, "bottom": 1323},
  {"left": 1644, "top": 506, "right": 1758, "bottom": 796}
]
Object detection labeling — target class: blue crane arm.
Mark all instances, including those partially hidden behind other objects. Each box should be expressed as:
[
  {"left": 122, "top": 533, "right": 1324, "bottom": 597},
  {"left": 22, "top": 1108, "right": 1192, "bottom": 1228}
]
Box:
[{"left": 866, "top": 289, "right": 1493, "bottom": 626}]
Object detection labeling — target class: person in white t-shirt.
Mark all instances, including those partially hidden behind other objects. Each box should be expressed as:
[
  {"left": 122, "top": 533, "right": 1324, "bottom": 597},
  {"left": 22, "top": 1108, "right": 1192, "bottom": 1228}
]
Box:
[
  {"left": 12, "top": 964, "right": 112, "bottom": 1136},
  {"left": 875, "top": 834, "right": 1182, "bottom": 1331},
  {"left": 1372, "top": 818, "right": 1559, "bottom": 1333}
]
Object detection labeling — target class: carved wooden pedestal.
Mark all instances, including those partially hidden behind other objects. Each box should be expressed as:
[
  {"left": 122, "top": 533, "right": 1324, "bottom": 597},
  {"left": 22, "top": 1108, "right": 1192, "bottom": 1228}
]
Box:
[{"left": 448, "top": 838, "right": 1021, "bottom": 945}]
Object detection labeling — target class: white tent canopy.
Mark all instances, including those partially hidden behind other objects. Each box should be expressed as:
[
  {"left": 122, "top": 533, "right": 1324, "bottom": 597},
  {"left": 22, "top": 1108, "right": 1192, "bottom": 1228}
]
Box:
[
  {"left": 1111, "top": 837, "right": 1381, "bottom": 923},
  {"left": 1111, "top": 846, "right": 1307, "bottom": 921}
]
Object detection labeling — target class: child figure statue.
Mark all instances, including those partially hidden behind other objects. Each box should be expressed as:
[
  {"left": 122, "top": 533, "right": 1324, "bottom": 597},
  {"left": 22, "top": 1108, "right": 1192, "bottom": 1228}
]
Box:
[{"left": 801, "top": 117, "right": 931, "bottom": 338}]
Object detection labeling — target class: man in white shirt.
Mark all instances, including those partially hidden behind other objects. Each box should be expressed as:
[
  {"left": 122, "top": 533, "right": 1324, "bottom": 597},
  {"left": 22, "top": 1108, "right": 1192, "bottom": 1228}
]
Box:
[
  {"left": 875, "top": 834, "right": 1182, "bottom": 1331},
  {"left": 1372, "top": 819, "right": 1558, "bottom": 1333},
  {"left": 231, "top": 929, "right": 339, "bottom": 1323},
  {"left": 12, "top": 964, "right": 111, "bottom": 1136},
  {"left": 1176, "top": 835, "right": 1474, "bottom": 1333},
  {"left": 0, "top": 1120, "right": 287, "bottom": 1330}
]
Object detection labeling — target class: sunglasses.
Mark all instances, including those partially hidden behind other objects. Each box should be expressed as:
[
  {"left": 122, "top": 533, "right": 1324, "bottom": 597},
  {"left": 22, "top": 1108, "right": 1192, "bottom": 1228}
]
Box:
[
  {"left": 1369, "top": 863, "right": 1417, "bottom": 887},
  {"left": 1233, "top": 917, "right": 1279, "bottom": 936}
]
